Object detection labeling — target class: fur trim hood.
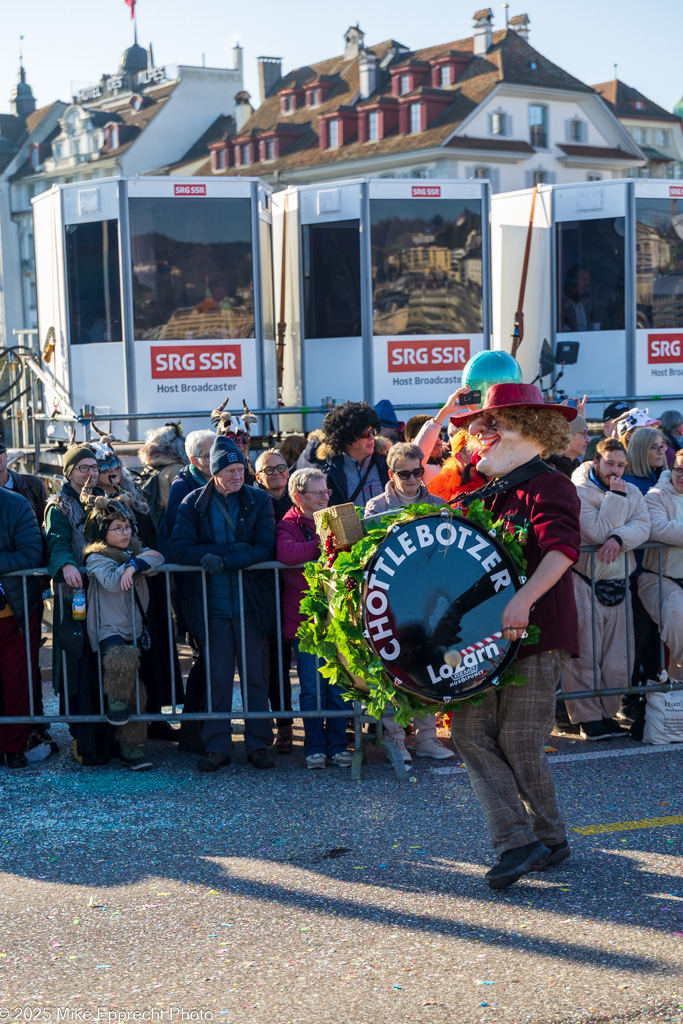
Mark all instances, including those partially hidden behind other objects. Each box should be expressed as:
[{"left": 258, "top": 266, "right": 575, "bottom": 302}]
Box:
[
  {"left": 138, "top": 441, "right": 188, "bottom": 468},
  {"left": 83, "top": 536, "right": 142, "bottom": 564}
]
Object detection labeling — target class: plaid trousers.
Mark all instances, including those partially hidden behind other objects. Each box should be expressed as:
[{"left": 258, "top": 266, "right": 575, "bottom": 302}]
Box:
[{"left": 450, "top": 649, "right": 570, "bottom": 854}]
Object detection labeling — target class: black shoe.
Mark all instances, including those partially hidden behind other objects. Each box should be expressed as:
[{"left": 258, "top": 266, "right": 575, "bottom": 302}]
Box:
[
  {"left": 485, "top": 841, "right": 550, "bottom": 890},
  {"left": 554, "top": 720, "right": 581, "bottom": 737},
  {"left": 35, "top": 726, "right": 59, "bottom": 754},
  {"left": 579, "top": 720, "right": 612, "bottom": 741},
  {"left": 6, "top": 752, "right": 28, "bottom": 769},
  {"left": 197, "top": 751, "right": 231, "bottom": 772},
  {"left": 533, "top": 840, "right": 571, "bottom": 871},
  {"left": 106, "top": 700, "right": 130, "bottom": 727},
  {"left": 602, "top": 718, "right": 628, "bottom": 736},
  {"left": 248, "top": 748, "right": 274, "bottom": 770}
]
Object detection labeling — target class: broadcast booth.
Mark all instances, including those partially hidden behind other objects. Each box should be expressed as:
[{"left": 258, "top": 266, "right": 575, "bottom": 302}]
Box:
[
  {"left": 32, "top": 176, "right": 276, "bottom": 439},
  {"left": 273, "top": 178, "right": 491, "bottom": 429},
  {"left": 491, "top": 179, "right": 683, "bottom": 416}
]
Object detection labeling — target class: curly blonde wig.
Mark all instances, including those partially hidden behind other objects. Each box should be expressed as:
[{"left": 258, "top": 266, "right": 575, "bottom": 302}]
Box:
[{"left": 495, "top": 406, "right": 572, "bottom": 458}]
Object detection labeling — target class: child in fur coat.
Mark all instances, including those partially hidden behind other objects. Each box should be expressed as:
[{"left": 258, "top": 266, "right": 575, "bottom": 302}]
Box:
[{"left": 82, "top": 493, "right": 164, "bottom": 770}]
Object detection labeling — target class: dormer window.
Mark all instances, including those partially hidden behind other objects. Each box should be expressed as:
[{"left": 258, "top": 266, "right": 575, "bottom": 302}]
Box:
[
  {"left": 107, "top": 124, "right": 120, "bottom": 150},
  {"left": 630, "top": 100, "right": 646, "bottom": 111},
  {"left": 264, "top": 140, "right": 275, "bottom": 161},
  {"left": 368, "top": 111, "right": 379, "bottom": 141},
  {"left": 410, "top": 103, "right": 422, "bottom": 133},
  {"left": 306, "top": 87, "right": 321, "bottom": 107},
  {"left": 400, "top": 74, "right": 411, "bottom": 95},
  {"left": 280, "top": 88, "right": 304, "bottom": 115},
  {"left": 440, "top": 66, "right": 451, "bottom": 86},
  {"left": 328, "top": 120, "right": 340, "bottom": 148}
]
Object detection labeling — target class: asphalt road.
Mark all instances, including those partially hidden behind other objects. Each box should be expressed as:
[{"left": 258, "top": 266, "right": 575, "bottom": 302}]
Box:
[{"left": 2, "top": 720, "right": 683, "bottom": 1024}]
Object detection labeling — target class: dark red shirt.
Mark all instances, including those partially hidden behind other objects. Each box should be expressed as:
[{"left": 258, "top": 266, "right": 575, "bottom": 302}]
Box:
[{"left": 485, "top": 467, "right": 581, "bottom": 660}]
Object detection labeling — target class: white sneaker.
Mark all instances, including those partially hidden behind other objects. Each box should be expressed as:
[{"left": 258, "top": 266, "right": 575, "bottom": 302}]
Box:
[
  {"left": 306, "top": 753, "right": 326, "bottom": 770},
  {"left": 414, "top": 738, "right": 455, "bottom": 760},
  {"left": 386, "top": 737, "right": 412, "bottom": 764},
  {"left": 328, "top": 750, "right": 353, "bottom": 768}
]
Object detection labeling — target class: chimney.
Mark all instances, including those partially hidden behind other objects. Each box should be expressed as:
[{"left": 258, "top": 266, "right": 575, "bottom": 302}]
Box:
[
  {"left": 233, "top": 43, "right": 244, "bottom": 82},
  {"left": 343, "top": 24, "right": 365, "bottom": 60},
  {"left": 472, "top": 8, "right": 494, "bottom": 56},
  {"left": 234, "top": 91, "right": 253, "bottom": 132},
  {"left": 256, "top": 56, "right": 282, "bottom": 105},
  {"left": 358, "top": 49, "right": 378, "bottom": 99},
  {"left": 509, "top": 13, "right": 530, "bottom": 41}
]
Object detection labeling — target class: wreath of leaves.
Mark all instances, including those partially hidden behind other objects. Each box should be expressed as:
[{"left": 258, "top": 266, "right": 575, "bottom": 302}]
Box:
[{"left": 297, "top": 500, "right": 539, "bottom": 726}]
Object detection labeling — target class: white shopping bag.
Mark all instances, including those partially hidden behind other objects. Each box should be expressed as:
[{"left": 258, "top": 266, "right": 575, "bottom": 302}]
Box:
[{"left": 643, "top": 685, "right": 683, "bottom": 745}]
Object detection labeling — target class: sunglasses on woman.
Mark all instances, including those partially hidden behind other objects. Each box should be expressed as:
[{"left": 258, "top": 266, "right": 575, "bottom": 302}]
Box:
[
  {"left": 357, "top": 428, "right": 377, "bottom": 440},
  {"left": 394, "top": 467, "right": 425, "bottom": 481}
]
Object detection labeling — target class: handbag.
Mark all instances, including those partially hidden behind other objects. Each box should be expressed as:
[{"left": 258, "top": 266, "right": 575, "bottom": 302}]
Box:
[
  {"left": 573, "top": 570, "right": 627, "bottom": 607},
  {"left": 133, "top": 588, "right": 152, "bottom": 651}
]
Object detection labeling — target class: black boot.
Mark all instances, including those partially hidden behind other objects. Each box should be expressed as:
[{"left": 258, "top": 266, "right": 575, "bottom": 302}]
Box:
[{"left": 485, "top": 841, "right": 550, "bottom": 890}]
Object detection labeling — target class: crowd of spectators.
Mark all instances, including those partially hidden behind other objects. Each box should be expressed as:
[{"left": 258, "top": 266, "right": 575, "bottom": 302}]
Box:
[{"left": 0, "top": 391, "right": 681, "bottom": 769}]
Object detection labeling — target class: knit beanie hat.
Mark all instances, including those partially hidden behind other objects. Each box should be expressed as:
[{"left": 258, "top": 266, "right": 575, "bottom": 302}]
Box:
[
  {"left": 209, "top": 435, "right": 245, "bottom": 475},
  {"left": 63, "top": 444, "right": 96, "bottom": 477}
]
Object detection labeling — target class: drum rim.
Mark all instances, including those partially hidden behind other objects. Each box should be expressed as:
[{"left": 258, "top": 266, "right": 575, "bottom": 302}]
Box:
[{"left": 361, "top": 511, "right": 524, "bottom": 704}]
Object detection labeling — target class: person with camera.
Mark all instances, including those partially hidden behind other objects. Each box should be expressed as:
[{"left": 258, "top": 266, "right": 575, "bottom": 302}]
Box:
[{"left": 562, "top": 438, "right": 650, "bottom": 739}]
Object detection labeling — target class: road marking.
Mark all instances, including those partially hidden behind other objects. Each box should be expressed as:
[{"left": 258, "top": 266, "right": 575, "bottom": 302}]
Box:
[
  {"left": 572, "top": 814, "right": 683, "bottom": 835},
  {"left": 431, "top": 742, "right": 683, "bottom": 775}
]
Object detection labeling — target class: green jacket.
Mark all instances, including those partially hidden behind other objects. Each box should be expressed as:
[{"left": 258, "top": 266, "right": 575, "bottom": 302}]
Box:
[{"left": 45, "top": 484, "right": 87, "bottom": 695}]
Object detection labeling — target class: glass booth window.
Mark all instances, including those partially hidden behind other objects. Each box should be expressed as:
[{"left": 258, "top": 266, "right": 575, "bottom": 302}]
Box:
[
  {"left": 556, "top": 217, "right": 625, "bottom": 333},
  {"left": 370, "top": 198, "right": 483, "bottom": 335},
  {"left": 65, "top": 220, "right": 122, "bottom": 345},
  {"left": 302, "top": 220, "right": 362, "bottom": 339},
  {"left": 129, "top": 198, "right": 254, "bottom": 341},
  {"left": 636, "top": 198, "right": 683, "bottom": 329}
]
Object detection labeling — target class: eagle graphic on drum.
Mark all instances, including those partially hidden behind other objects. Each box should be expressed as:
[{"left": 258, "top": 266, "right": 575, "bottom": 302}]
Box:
[{"left": 361, "top": 512, "right": 523, "bottom": 703}]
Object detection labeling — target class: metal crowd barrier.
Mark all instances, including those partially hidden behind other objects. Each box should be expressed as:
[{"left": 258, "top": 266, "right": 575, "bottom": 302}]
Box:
[{"left": 2, "top": 544, "right": 682, "bottom": 744}]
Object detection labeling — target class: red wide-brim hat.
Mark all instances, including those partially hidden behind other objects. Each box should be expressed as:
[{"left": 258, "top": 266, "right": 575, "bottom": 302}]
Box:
[{"left": 450, "top": 383, "right": 578, "bottom": 427}]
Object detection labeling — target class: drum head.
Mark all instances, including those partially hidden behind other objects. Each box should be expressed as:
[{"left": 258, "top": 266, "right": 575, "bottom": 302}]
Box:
[{"left": 361, "top": 513, "right": 523, "bottom": 703}]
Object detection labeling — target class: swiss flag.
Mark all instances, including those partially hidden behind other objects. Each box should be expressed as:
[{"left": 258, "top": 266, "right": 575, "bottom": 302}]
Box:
[{"left": 125, "top": 0, "right": 135, "bottom": 18}]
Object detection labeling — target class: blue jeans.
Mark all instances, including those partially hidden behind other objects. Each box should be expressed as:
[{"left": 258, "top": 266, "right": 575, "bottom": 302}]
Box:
[{"left": 292, "top": 639, "right": 348, "bottom": 757}]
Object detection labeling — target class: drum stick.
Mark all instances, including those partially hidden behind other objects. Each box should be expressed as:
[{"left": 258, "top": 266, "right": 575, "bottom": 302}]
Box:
[{"left": 443, "top": 629, "right": 525, "bottom": 669}]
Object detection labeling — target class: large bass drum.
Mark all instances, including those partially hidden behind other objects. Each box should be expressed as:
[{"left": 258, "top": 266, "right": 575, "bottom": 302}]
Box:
[{"left": 361, "top": 512, "right": 523, "bottom": 705}]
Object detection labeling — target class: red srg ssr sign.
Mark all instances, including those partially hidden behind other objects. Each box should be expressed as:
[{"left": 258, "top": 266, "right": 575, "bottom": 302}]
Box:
[
  {"left": 411, "top": 185, "right": 441, "bottom": 198},
  {"left": 670, "top": 186, "right": 683, "bottom": 198},
  {"left": 151, "top": 345, "right": 242, "bottom": 379},
  {"left": 173, "top": 183, "right": 207, "bottom": 196},
  {"left": 648, "top": 334, "right": 683, "bottom": 363},
  {"left": 388, "top": 338, "right": 470, "bottom": 372}
]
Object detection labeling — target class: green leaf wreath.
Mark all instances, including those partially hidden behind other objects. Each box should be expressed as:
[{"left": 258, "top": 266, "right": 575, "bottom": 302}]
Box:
[{"left": 297, "top": 500, "right": 539, "bottom": 726}]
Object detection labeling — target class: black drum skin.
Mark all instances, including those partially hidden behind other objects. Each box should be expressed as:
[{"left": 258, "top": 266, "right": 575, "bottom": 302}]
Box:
[{"left": 361, "top": 513, "right": 523, "bottom": 704}]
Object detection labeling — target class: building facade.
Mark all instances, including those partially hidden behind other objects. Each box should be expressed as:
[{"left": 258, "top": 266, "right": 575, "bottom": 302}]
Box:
[
  {"left": 592, "top": 79, "right": 683, "bottom": 180},
  {"left": 169, "top": 11, "right": 646, "bottom": 191},
  {"left": 0, "top": 39, "right": 244, "bottom": 346}
]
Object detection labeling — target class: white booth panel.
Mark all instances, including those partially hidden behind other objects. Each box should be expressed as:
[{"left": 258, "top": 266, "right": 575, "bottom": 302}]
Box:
[
  {"left": 368, "top": 180, "right": 485, "bottom": 202},
  {"left": 303, "top": 336, "right": 364, "bottom": 408},
  {"left": 635, "top": 330, "right": 683, "bottom": 399},
  {"left": 62, "top": 181, "right": 120, "bottom": 224},
  {"left": 551, "top": 331, "right": 627, "bottom": 402},
  {"left": 298, "top": 182, "right": 364, "bottom": 223},
  {"left": 372, "top": 333, "right": 483, "bottom": 410},
  {"left": 553, "top": 182, "right": 629, "bottom": 223},
  {"left": 70, "top": 342, "right": 127, "bottom": 416}
]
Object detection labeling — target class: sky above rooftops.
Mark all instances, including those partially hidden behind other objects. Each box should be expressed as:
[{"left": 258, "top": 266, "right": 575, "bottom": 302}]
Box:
[{"left": 1, "top": 0, "right": 680, "bottom": 123}]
